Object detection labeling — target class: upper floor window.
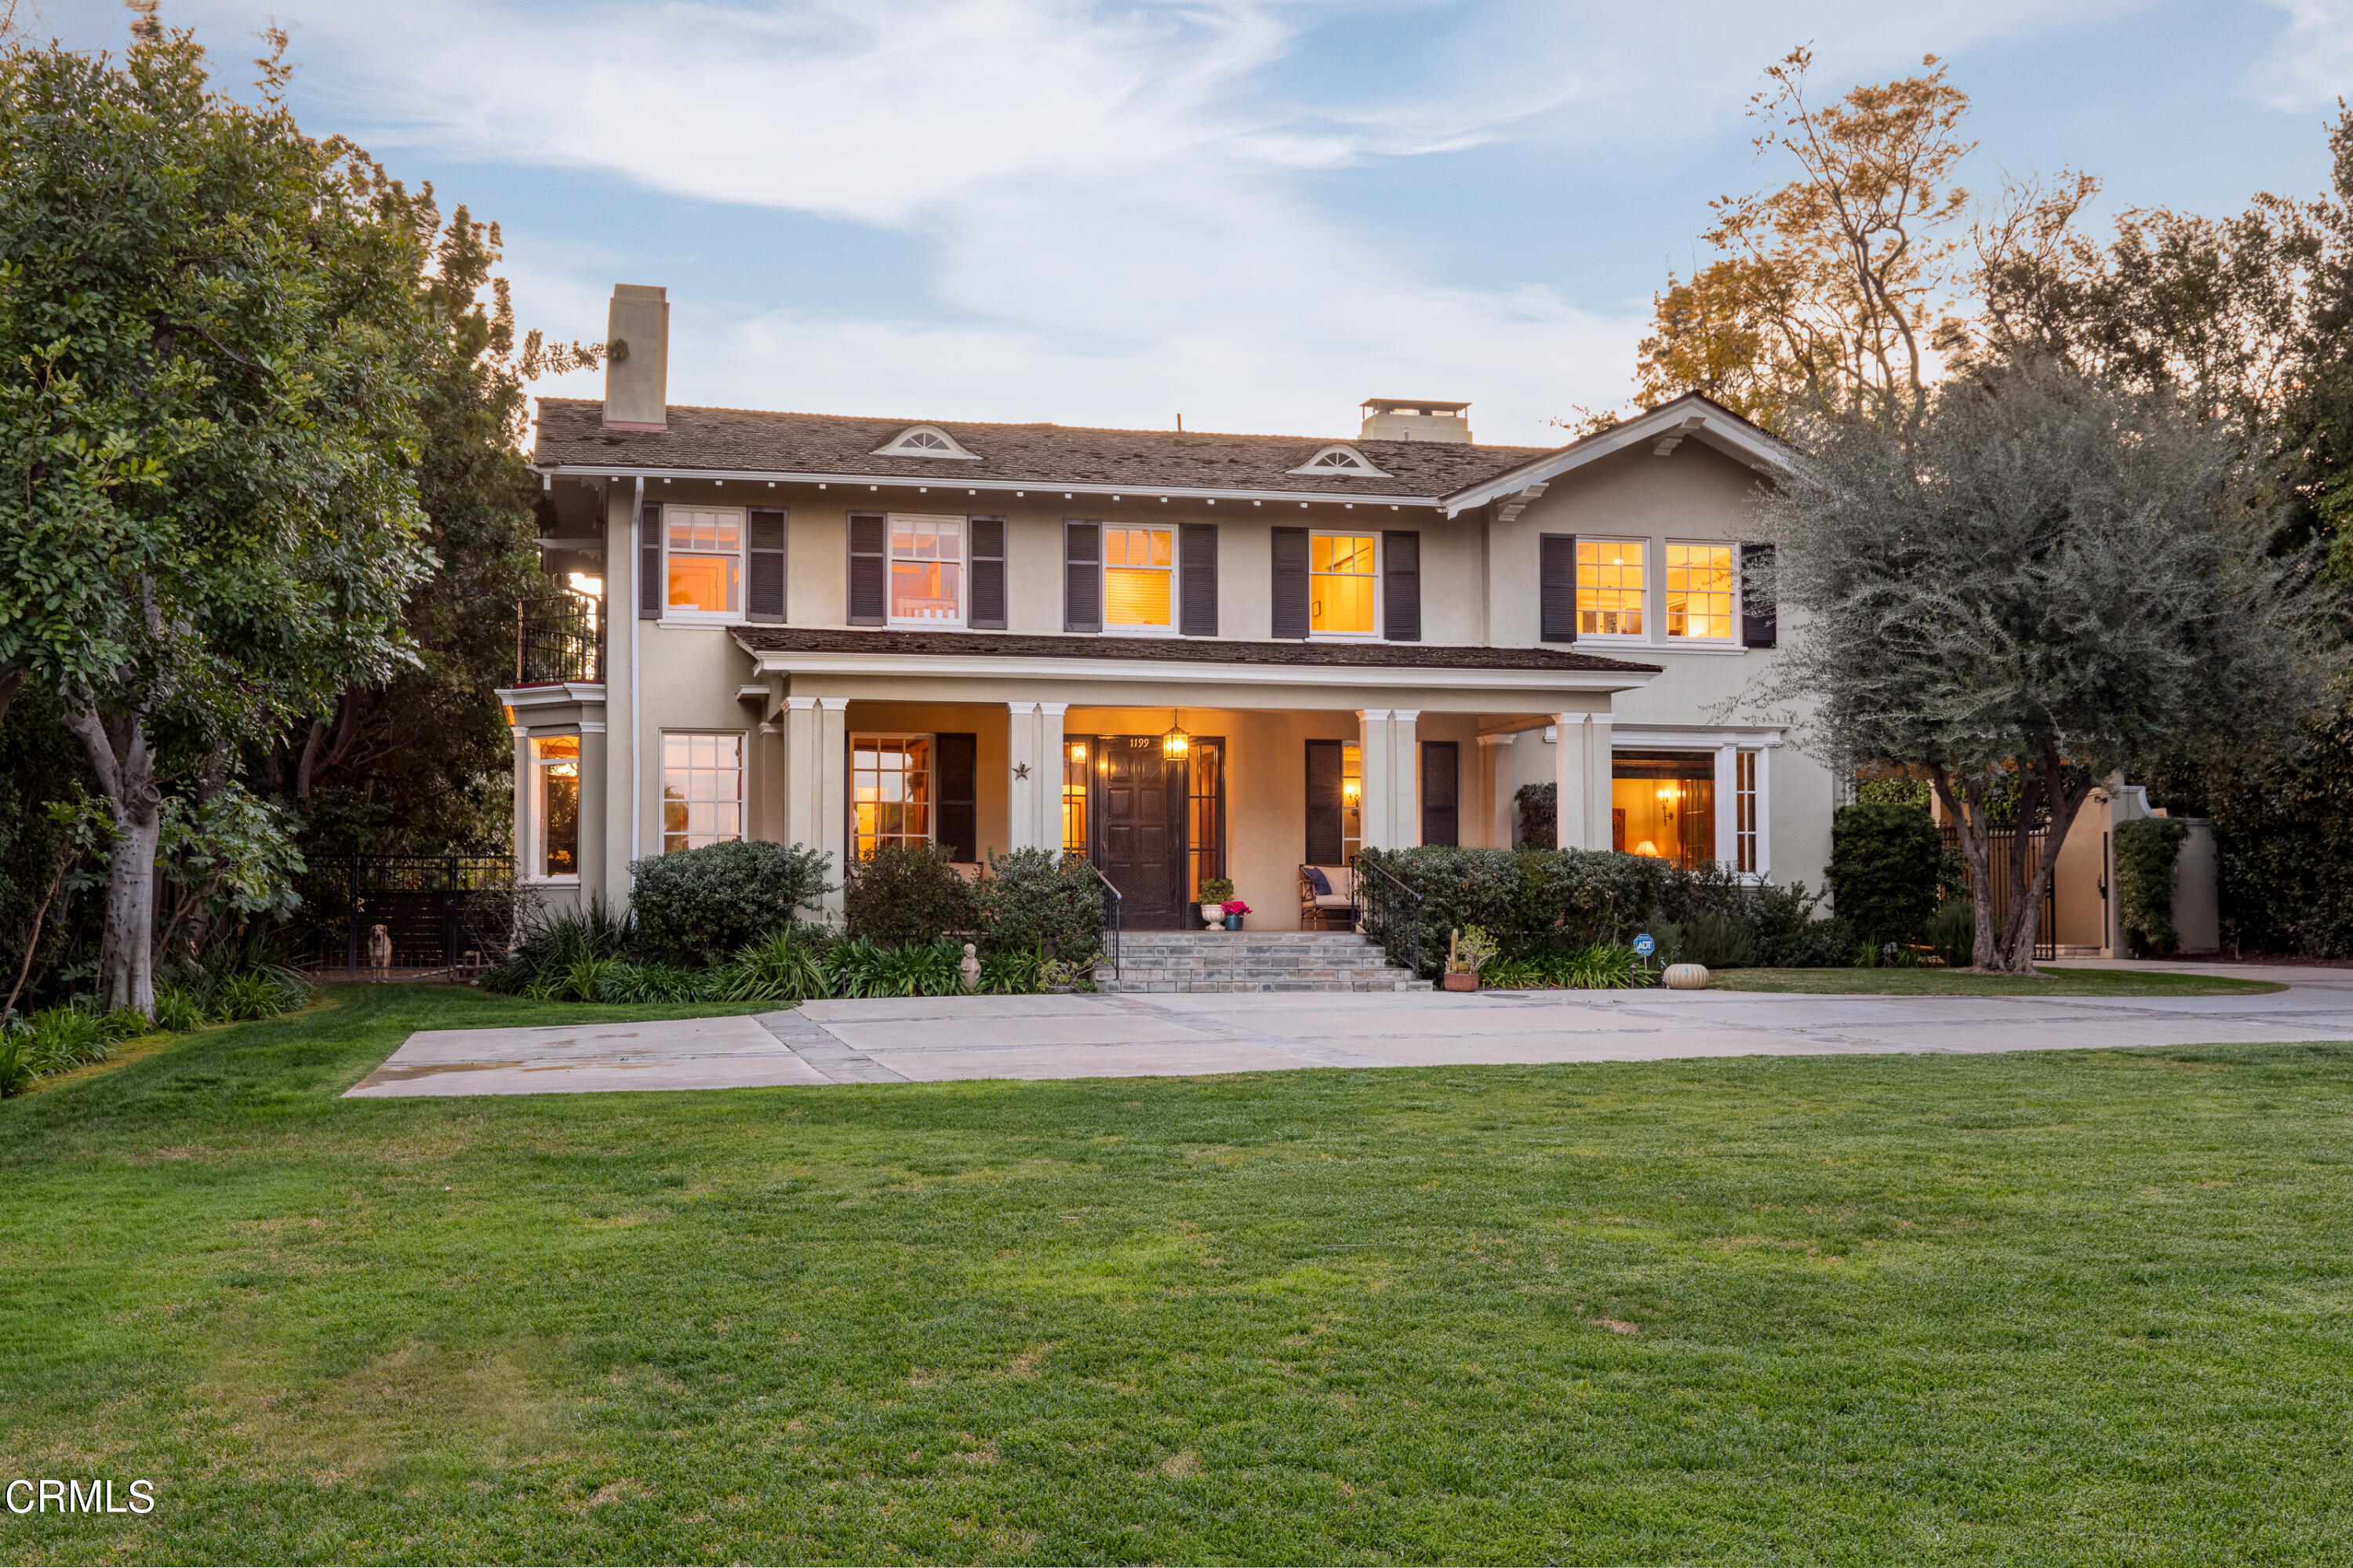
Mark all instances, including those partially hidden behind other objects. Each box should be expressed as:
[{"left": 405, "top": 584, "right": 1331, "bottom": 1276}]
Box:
[
  {"left": 890, "top": 514, "right": 963, "bottom": 624},
  {"left": 873, "top": 424, "right": 981, "bottom": 460},
  {"left": 661, "top": 732, "right": 743, "bottom": 853},
  {"left": 1667, "top": 543, "right": 1737, "bottom": 639},
  {"left": 1578, "top": 539, "right": 1645, "bottom": 637},
  {"left": 853, "top": 734, "right": 933, "bottom": 857},
  {"left": 1288, "top": 444, "right": 1391, "bottom": 478},
  {"left": 1311, "top": 533, "right": 1377, "bottom": 636},
  {"left": 667, "top": 508, "right": 742, "bottom": 617},
  {"left": 1104, "top": 526, "right": 1174, "bottom": 632}
]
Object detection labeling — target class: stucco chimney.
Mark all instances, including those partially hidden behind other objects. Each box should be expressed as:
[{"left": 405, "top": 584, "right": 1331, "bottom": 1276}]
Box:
[
  {"left": 602, "top": 285, "right": 670, "bottom": 431},
  {"left": 1360, "top": 398, "right": 1472, "bottom": 444}
]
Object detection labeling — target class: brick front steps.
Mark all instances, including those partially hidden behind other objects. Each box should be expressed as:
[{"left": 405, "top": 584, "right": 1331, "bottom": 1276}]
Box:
[{"left": 1094, "top": 930, "right": 1434, "bottom": 993}]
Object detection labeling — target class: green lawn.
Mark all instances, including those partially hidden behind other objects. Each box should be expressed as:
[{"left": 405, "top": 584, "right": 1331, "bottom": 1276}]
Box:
[
  {"left": 1710, "top": 966, "right": 2284, "bottom": 996},
  {"left": 3, "top": 985, "right": 2350, "bottom": 1565}
]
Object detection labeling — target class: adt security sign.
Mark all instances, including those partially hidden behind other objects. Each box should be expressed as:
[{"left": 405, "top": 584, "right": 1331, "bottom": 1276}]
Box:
[{"left": 1632, "top": 933, "right": 1656, "bottom": 959}]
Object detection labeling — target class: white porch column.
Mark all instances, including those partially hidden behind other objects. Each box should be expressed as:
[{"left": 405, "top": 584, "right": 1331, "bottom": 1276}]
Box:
[
  {"left": 1391, "top": 708, "right": 1420, "bottom": 848},
  {"left": 1005, "top": 702, "right": 1042, "bottom": 851},
  {"left": 509, "top": 725, "right": 530, "bottom": 871},
  {"left": 780, "top": 697, "right": 822, "bottom": 851},
  {"left": 577, "top": 723, "right": 608, "bottom": 893},
  {"left": 816, "top": 697, "right": 849, "bottom": 919},
  {"left": 1356, "top": 709, "right": 1394, "bottom": 849},
  {"left": 1587, "top": 715, "right": 1614, "bottom": 851},
  {"left": 1714, "top": 741, "right": 1739, "bottom": 869},
  {"left": 1037, "top": 703, "right": 1067, "bottom": 855},
  {"left": 1553, "top": 712, "right": 1592, "bottom": 850}
]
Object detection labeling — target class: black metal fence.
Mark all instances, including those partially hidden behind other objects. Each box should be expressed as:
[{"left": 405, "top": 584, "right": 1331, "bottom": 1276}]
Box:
[
  {"left": 516, "top": 591, "right": 602, "bottom": 686},
  {"left": 1941, "top": 825, "right": 2057, "bottom": 962},
  {"left": 296, "top": 856, "right": 518, "bottom": 978}
]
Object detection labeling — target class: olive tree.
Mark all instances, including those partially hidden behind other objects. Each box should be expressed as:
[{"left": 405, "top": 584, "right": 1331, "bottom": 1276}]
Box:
[
  {"left": 0, "top": 20, "right": 435, "bottom": 1011},
  {"left": 1757, "top": 358, "right": 2336, "bottom": 971}
]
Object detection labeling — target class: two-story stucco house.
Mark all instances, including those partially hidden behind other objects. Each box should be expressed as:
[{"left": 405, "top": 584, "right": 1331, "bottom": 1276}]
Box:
[{"left": 501, "top": 285, "right": 1828, "bottom": 953}]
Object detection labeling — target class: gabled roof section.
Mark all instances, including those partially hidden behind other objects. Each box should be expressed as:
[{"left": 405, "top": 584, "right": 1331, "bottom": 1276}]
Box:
[
  {"left": 1286, "top": 443, "right": 1391, "bottom": 478},
  {"left": 1438, "top": 392, "right": 1794, "bottom": 517},
  {"left": 530, "top": 398, "right": 1549, "bottom": 501},
  {"left": 873, "top": 423, "right": 980, "bottom": 460}
]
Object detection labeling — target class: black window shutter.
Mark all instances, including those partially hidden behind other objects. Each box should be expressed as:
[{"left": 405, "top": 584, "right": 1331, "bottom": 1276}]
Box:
[
  {"left": 1420, "top": 740, "right": 1460, "bottom": 846},
  {"left": 1741, "top": 542, "right": 1777, "bottom": 648},
  {"left": 847, "top": 513, "right": 886, "bottom": 626},
  {"left": 1064, "top": 520, "right": 1100, "bottom": 632},
  {"left": 1540, "top": 533, "right": 1578, "bottom": 643},
  {"left": 1179, "top": 523, "right": 1218, "bottom": 637},
  {"left": 746, "top": 508, "right": 787, "bottom": 624},
  {"left": 969, "top": 517, "right": 1007, "bottom": 630},
  {"left": 638, "top": 503, "right": 664, "bottom": 620},
  {"left": 1271, "top": 527, "right": 1310, "bottom": 639},
  {"left": 1304, "top": 739, "right": 1344, "bottom": 864},
  {"left": 936, "top": 732, "right": 978, "bottom": 862},
  {"left": 1383, "top": 529, "right": 1422, "bottom": 642}
]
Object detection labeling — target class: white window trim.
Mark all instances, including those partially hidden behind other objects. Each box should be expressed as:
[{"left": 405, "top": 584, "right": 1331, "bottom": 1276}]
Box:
[
  {"left": 663, "top": 504, "right": 747, "bottom": 626},
  {"left": 1308, "top": 528, "right": 1383, "bottom": 642},
  {"left": 1576, "top": 535, "right": 1650, "bottom": 643},
  {"left": 1100, "top": 524, "right": 1179, "bottom": 638},
  {"left": 1663, "top": 537, "right": 1740, "bottom": 645},
  {"left": 884, "top": 511, "right": 969, "bottom": 630},
  {"left": 1286, "top": 443, "right": 1391, "bottom": 479},
  {"left": 659, "top": 729, "right": 747, "bottom": 855},
  {"left": 851, "top": 732, "right": 939, "bottom": 857},
  {"left": 528, "top": 737, "right": 582, "bottom": 885},
  {"left": 872, "top": 424, "right": 982, "bottom": 460}
]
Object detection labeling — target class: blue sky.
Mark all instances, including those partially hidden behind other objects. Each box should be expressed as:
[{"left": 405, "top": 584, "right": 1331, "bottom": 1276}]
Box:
[{"left": 43, "top": 0, "right": 2353, "bottom": 445}]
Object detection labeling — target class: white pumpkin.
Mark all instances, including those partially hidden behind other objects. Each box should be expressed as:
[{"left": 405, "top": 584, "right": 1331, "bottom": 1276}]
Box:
[{"left": 1661, "top": 962, "right": 1711, "bottom": 991}]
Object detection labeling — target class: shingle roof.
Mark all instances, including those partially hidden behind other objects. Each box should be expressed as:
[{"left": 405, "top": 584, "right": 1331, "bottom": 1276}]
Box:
[
  {"left": 732, "top": 626, "right": 1659, "bottom": 675},
  {"left": 532, "top": 398, "right": 1553, "bottom": 499}
]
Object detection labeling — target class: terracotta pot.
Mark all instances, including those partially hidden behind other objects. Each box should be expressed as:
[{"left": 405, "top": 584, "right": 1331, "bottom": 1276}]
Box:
[{"left": 1442, "top": 971, "right": 1478, "bottom": 991}]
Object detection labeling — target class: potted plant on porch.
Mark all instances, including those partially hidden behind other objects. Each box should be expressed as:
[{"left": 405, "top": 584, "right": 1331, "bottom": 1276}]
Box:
[
  {"left": 1443, "top": 925, "right": 1498, "bottom": 991},
  {"left": 1198, "top": 878, "right": 1235, "bottom": 929},
  {"left": 1221, "top": 900, "right": 1251, "bottom": 931}
]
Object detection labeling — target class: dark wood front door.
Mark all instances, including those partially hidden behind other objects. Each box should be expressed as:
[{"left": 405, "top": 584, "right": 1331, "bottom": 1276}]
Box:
[{"left": 1096, "top": 737, "right": 1187, "bottom": 930}]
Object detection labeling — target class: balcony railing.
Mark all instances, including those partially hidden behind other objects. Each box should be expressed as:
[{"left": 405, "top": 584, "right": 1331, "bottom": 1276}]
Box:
[{"left": 515, "top": 591, "right": 602, "bottom": 686}]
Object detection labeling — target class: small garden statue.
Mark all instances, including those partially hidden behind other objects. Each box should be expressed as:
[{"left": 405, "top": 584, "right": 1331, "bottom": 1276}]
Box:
[{"left": 959, "top": 942, "right": 981, "bottom": 992}]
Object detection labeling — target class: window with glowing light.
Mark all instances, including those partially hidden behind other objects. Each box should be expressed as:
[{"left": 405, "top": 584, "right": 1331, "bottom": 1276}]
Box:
[
  {"left": 889, "top": 515, "right": 963, "bottom": 624},
  {"left": 1311, "top": 534, "right": 1377, "bottom": 636},
  {"left": 661, "top": 733, "right": 744, "bottom": 853},
  {"left": 1578, "top": 539, "right": 1646, "bottom": 637},
  {"left": 1666, "top": 542, "right": 1737, "bottom": 639},
  {"left": 853, "top": 734, "right": 933, "bottom": 857},
  {"left": 1104, "top": 526, "right": 1174, "bottom": 632},
  {"left": 666, "top": 508, "right": 743, "bottom": 616},
  {"left": 533, "top": 736, "right": 580, "bottom": 878},
  {"left": 1341, "top": 742, "right": 1363, "bottom": 860},
  {"left": 1609, "top": 751, "right": 1715, "bottom": 870},
  {"left": 1063, "top": 739, "right": 1090, "bottom": 852}
]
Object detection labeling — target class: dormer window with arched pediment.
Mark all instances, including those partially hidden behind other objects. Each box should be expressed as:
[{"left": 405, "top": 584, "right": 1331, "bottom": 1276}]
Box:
[
  {"left": 873, "top": 424, "right": 981, "bottom": 460},
  {"left": 1287, "top": 443, "right": 1391, "bottom": 478}
]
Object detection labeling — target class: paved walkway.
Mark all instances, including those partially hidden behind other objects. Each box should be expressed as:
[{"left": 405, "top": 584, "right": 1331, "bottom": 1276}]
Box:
[{"left": 344, "top": 962, "right": 2353, "bottom": 1097}]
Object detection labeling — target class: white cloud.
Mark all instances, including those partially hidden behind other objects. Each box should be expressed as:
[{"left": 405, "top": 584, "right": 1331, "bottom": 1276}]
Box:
[
  {"left": 2250, "top": 0, "right": 2353, "bottom": 110},
  {"left": 129, "top": 0, "right": 2158, "bottom": 442}
]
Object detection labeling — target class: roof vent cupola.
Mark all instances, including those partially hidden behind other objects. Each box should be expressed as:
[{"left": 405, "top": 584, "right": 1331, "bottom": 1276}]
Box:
[{"left": 1360, "top": 398, "right": 1471, "bottom": 444}]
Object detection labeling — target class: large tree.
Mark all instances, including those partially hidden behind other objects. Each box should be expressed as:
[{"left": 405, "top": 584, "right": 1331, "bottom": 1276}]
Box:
[
  {"left": 0, "top": 17, "right": 436, "bottom": 1011},
  {"left": 1757, "top": 360, "right": 2334, "bottom": 972}
]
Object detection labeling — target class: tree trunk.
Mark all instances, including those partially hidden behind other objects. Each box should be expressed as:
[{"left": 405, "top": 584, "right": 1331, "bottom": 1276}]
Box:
[
  {"left": 1991, "top": 749, "right": 2096, "bottom": 977},
  {"left": 1933, "top": 772, "right": 2003, "bottom": 972},
  {"left": 60, "top": 702, "right": 164, "bottom": 1017}
]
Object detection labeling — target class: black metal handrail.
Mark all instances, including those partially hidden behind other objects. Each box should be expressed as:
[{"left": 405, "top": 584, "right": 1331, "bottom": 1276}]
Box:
[
  {"left": 516, "top": 591, "right": 602, "bottom": 686},
  {"left": 1351, "top": 853, "right": 1425, "bottom": 977},
  {"left": 1076, "top": 855, "right": 1122, "bottom": 979}
]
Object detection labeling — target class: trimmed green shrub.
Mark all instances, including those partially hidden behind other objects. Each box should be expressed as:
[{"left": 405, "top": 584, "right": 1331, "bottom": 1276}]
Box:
[
  {"left": 630, "top": 842, "right": 835, "bottom": 966},
  {"left": 2115, "top": 816, "right": 2191, "bottom": 957},
  {"left": 1680, "top": 909, "right": 1758, "bottom": 969},
  {"left": 1828, "top": 803, "right": 1947, "bottom": 948},
  {"left": 844, "top": 843, "right": 973, "bottom": 947},
  {"left": 974, "top": 849, "right": 1104, "bottom": 959},
  {"left": 1513, "top": 782, "right": 1556, "bottom": 849}
]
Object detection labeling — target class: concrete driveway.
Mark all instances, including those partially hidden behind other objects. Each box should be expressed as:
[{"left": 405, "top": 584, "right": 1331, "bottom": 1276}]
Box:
[{"left": 345, "top": 962, "right": 2353, "bottom": 1097}]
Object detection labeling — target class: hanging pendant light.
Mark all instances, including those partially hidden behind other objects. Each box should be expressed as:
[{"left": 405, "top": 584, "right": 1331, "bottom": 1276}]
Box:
[{"left": 1161, "top": 708, "right": 1191, "bottom": 759}]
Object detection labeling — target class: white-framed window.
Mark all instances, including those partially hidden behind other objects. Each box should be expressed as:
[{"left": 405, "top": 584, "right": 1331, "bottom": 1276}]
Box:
[
  {"left": 1310, "top": 532, "right": 1379, "bottom": 638},
  {"left": 1666, "top": 541, "right": 1737, "bottom": 641},
  {"left": 853, "top": 734, "right": 933, "bottom": 857},
  {"left": 666, "top": 507, "right": 744, "bottom": 618},
  {"left": 889, "top": 514, "right": 963, "bottom": 625},
  {"left": 661, "top": 732, "right": 744, "bottom": 853},
  {"left": 1104, "top": 526, "right": 1175, "bottom": 634},
  {"left": 532, "top": 736, "right": 580, "bottom": 880},
  {"left": 1735, "top": 748, "right": 1761, "bottom": 875},
  {"left": 1577, "top": 538, "right": 1646, "bottom": 638}
]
